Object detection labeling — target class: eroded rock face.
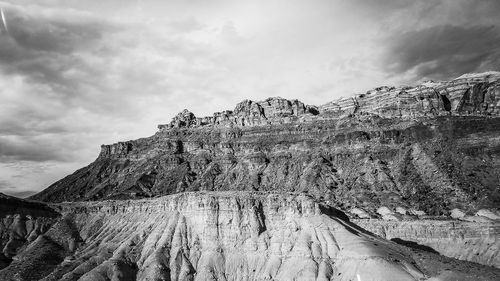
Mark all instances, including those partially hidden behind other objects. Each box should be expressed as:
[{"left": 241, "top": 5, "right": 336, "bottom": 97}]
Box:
[
  {"left": 2, "top": 192, "right": 500, "bottom": 281},
  {"left": 31, "top": 73, "right": 500, "bottom": 218},
  {"left": 354, "top": 219, "right": 500, "bottom": 268},
  {"left": 158, "top": 98, "right": 320, "bottom": 130},
  {"left": 49, "top": 192, "right": 427, "bottom": 281},
  {"left": 0, "top": 193, "right": 60, "bottom": 273},
  {"left": 156, "top": 72, "right": 500, "bottom": 129}
]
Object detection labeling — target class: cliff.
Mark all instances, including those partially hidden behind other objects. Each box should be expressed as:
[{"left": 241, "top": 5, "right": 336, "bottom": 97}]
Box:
[
  {"left": 155, "top": 72, "right": 500, "bottom": 130},
  {"left": 30, "top": 72, "right": 500, "bottom": 218},
  {"left": 354, "top": 219, "right": 500, "bottom": 268},
  {"left": 1, "top": 192, "right": 499, "bottom": 280}
]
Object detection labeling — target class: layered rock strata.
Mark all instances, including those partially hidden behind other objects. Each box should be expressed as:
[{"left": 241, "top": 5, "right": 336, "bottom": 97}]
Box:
[
  {"left": 2, "top": 192, "right": 500, "bottom": 280},
  {"left": 354, "top": 219, "right": 500, "bottom": 268},
  {"left": 157, "top": 72, "right": 500, "bottom": 130},
  {"left": 19, "top": 72, "right": 500, "bottom": 280},
  {"left": 32, "top": 73, "right": 500, "bottom": 217}
]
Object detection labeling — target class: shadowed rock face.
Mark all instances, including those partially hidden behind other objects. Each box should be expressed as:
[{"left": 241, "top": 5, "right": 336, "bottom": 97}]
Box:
[
  {"left": 354, "top": 219, "right": 500, "bottom": 268},
  {"left": 31, "top": 73, "right": 500, "bottom": 218},
  {"left": 1, "top": 192, "right": 499, "bottom": 281},
  {"left": 0, "top": 193, "right": 61, "bottom": 275}
]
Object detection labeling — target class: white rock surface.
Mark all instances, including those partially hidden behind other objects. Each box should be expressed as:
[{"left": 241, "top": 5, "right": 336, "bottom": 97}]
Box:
[
  {"left": 463, "top": 215, "right": 493, "bottom": 223},
  {"left": 2, "top": 192, "right": 499, "bottom": 280},
  {"left": 409, "top": 209, "right": 426, "bottom": 217},
  {"left": 377, "top": 206, "right": 394, "bottom": 216},
  {"left": 476, "top": 209, "right": 500, "bottom": 220},
  {"left": 351, "top": 208, "right": 371, "bottom": 219},
  {"left": 355, "top": 219, "right": 500, "bottom": 268},
  {"left": 382, "top": 214, "right": 401, "bottom": 221},
  {"left": 396, "top": 207, "right": 407, "bottom": 215},
  {"left": 55, "top": 192, "right": 425, "bottom": 281},
  {"left": 451, "top": 208, "right": 466, "bottom": 220}
]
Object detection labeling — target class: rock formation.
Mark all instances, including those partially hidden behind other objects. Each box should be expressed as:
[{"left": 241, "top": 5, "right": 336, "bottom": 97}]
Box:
[
  {"left": 354, "top": 218, "right": 500, "bottom": 268},
  {"left": 1, "top": 192, "right": 500, "bottom": 280},
  {"left": 0, "top": 193, "right": 60, "bottom": 275},
  {"left": 2, "top": 72, "right": 498, "bottom": 280},
  {"left": 31, "top": 72, "right": 500, "bottom": 218}
]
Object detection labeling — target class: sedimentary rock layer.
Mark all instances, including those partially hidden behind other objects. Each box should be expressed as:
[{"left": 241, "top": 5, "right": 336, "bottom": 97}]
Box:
[
  {"left": 2, "top": 192, "right": 499, "bottom": 280},
  {"left": 31, "top": 73, "right": 500, "bottom": 217},
  {"left": 354, "top": 219, "right": 500, "bottom": 268},
  {"left": 156, "top": 72, "right": 500, "bottom": 130}
]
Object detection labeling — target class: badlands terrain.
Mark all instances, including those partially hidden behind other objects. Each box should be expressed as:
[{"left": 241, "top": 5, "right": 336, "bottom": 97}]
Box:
[{"left": 1, "top": 72, "right": 500, "bottom": 280}]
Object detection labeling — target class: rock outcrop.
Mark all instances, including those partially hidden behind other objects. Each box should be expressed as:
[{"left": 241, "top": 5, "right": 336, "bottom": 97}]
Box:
[
  {"left": 1, "top": 192, "right": 500, "bottom": 280},
  {"left": 158, "top": 98, "right": 320, "bottom": 130},
  {"left": 31, "top": 73, "right": 500, "bottom": 218},
  {"left": 156, "top": 72, "right": 500, "bottom": 130},
  {"left": 320, "top": 73, "right": 500, "bottom": 119},
  {"left": 0, "top": 193, "right": 60, "bottom": 272},
  {"left": 15, "top": 72, "right": 500, "bottom": 280},
  {"left": 354, "top": 219, "right": 500, "bottom": 268}
]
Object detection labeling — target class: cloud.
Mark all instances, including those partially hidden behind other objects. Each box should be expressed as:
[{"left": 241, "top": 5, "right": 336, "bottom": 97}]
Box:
[
  {"left": 0, "top": 1, "right": 238, "bottom": 194},
  {"left": 352, "top": 0, "right": 500, "bottom": 31},
  {"left": 1, "top": 189, "right": 38, "bottom": 198},
  {"left": 218, "top": 21, "right": 248, "bottom": 45},
  {"left": 168, "top": 17, "right": 203, "bottom": 33},
  {"left": 0, "top": 4, "right": 123, "bottom": 166},
  {"left": 0, "top": 160, "right": 88, "bottom": 197},
  {"left": 0, "top": 179, "right": 16, "bottom": 190},
  {"left": 0, "top": 4, "right": 117, "bottom": 89},
  {"left": 0, "top": 0, "right": 498, "bottom": 197},
  {"left": 0, "top": 179, "right": 36, "bottom": 198},
  {"left": 0, "top": 135, "right": 80, "bottom": 162},
  {"left": 383, "top": 24, "right": 500, "bottom": 80}
]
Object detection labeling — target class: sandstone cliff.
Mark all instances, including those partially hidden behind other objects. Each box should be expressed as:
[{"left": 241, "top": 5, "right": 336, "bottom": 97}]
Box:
[
  {"left": 1, "top": 192, "right": 499, "bottom": 281},
  {"left": 354, "top": 219, "right": 500, "bottom": 268},
  {"left": 31, "top": 72, "right": 500, "bottom": 218}
]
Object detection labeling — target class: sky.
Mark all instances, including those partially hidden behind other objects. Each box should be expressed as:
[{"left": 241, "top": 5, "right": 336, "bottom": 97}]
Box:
[{"left": 0, "top": 0, "right": 499, "bottom": 198}]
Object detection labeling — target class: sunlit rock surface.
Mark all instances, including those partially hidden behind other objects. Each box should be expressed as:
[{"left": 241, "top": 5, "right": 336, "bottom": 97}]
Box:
[
  {"left": 354, "top": 219, "right": 500, "bottom": 268},
  {"left": 6, "top": 72, "right": 498, "bottom": 280},
  {"left": 32, "top": 73, "right": 500, "bottom": 218},
  {"left": 1, "top": 192, "right": 499, "bottom": 280}
]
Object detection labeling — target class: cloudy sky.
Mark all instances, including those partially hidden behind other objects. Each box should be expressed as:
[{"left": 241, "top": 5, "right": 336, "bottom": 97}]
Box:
[{"left": 0, "top": 0, "right": 499, "bottom": 197}]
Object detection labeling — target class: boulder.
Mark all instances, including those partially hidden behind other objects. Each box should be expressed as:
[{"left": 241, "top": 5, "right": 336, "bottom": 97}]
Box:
[
  {"left": 395, "top": 207, "right": 407, "bottom": 215},
  {"left": 377, "top": 206, "right": 393, "bottom": 217},
  {"left": 475, "top": 209, "right": 500, "bottom": 220},
  {"left": 450, "top": 208, "right": 466, "bottom": 220},
  {"left": 409, "top": 209, "right": 426, "bottom": 217},
  {"left": 351, "top": 208, "right": 371, "bottom": 219},
  {"left": 382, "top": 214, "right": 401, "bottom": 221}
]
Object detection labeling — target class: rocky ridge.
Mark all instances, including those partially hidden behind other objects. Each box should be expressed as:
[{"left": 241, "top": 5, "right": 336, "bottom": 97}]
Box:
[
  {"left": 1, "top": 192, "right": 500, "bottom": 280},
  {"left": 31, "top": 72, "right": 500, "bottom": 218},
  {"left": 2, "top": 72, "right": 500, "bottom": 280},
  {"left": 157, "top": 72, "right": 500, "bottom": 129},
  {"left": 354, "top": 218, "right": 499, "bottom": 268}
]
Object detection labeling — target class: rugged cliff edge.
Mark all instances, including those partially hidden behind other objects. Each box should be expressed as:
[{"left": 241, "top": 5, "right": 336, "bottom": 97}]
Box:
[
  {"left": 31, "top": 72, "right": 500, "bottom": 218},
  {"left": 12, "top": 72, "right": 499, "bottom": 280},
  {"left": 1, "top": 192, "right": 499, "bottom": 281},
  {"left": 354, "top": 219, "right": 500, "bottom": 268}
]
